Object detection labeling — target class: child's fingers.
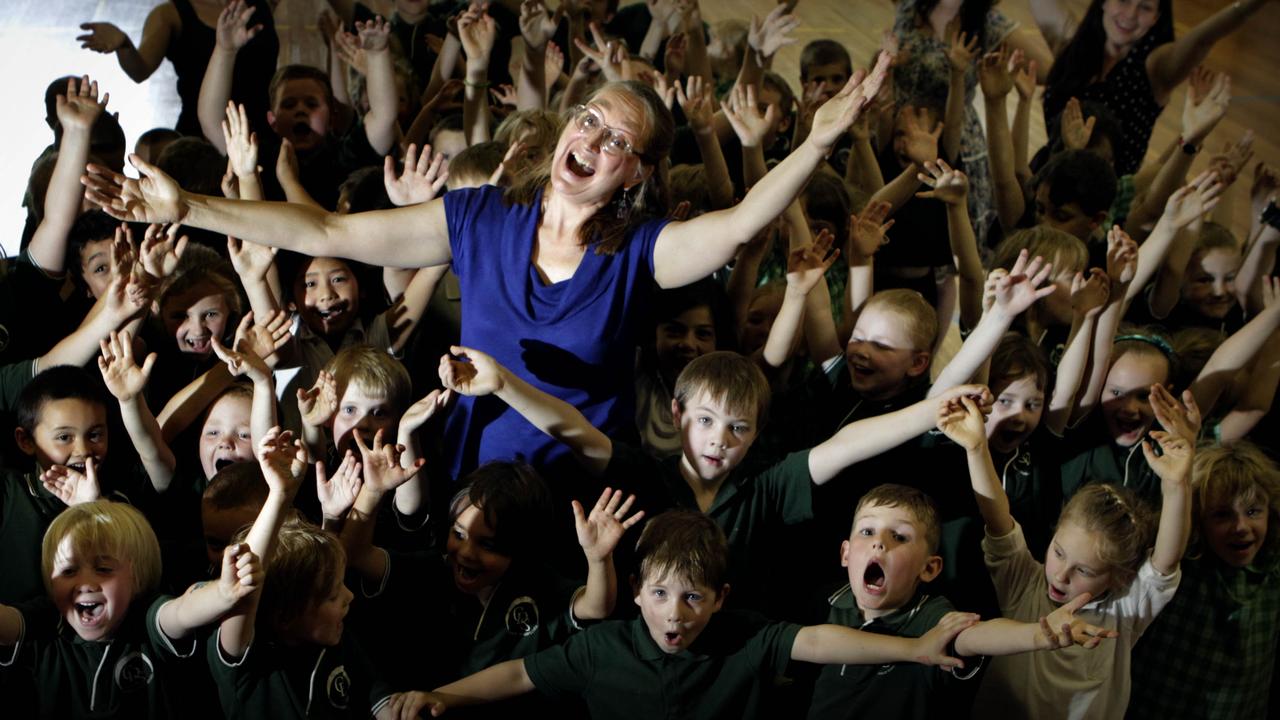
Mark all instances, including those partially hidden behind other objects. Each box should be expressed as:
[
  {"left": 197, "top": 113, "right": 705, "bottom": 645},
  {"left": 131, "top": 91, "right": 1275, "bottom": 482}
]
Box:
[{"left": 571, "top": 499, "right": 586, "bottom": 525}]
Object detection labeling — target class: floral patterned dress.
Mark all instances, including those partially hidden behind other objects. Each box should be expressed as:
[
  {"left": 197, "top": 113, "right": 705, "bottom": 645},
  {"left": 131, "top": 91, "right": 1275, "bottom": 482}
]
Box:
[{"left": 892, "top": 0, "right": 1016, "bottom": 246}]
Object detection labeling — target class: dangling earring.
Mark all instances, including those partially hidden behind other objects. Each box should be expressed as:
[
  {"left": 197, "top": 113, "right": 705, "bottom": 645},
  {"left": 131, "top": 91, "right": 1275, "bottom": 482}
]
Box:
[{"left": 616, "top": 185, "right": 634, "bottom": 219}]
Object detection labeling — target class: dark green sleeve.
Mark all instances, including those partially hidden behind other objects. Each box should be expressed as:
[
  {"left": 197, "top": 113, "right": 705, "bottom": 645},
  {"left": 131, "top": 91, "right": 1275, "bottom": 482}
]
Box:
[
  {"left": 762, "top": 622, "right": 805, "bottom": 675},
  {"left": 523, "top": 628, "right": 597, "bottom": 698},
  {"left": 0, "top": 360, "right": 36, "bottom": 412},
  {"left": 754, "top": 450, "right": 815, "bottom": 525},
  {"left": 145, "top": 594, "right": 199, "bottom": 660}
]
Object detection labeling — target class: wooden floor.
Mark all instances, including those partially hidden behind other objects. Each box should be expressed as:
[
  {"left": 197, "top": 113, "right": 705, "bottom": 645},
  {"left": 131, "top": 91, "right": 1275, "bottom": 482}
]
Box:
[{"left": 2, "top": 1, "right": 1278, "bottom": 254}]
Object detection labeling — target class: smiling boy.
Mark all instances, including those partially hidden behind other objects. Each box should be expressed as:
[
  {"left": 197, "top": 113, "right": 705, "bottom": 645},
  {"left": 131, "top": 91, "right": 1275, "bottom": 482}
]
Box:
[{"left": 388, "top": 510, "right": 980, "bottom": 720}]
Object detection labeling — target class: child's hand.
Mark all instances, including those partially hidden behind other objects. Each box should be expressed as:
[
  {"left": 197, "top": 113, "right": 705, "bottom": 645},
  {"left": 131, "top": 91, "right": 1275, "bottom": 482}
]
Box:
[
  {"left": 573, "top": 487, "right": 645, "bottom": 563},
  {"left": 1181, "top": 67, "right": 1230, "bottom": 145},
  {"left": 1070, "top": 268, "right": 1110, "bottom": 319},
  {"left": 993, "top": 249, "right": 1056, "bottom": 318},
  {"left": 355, "top": 15, "right": 391, "bottom": 52},
  {"left": 256, "top": 426, "right": 308, "bottom": 494},
  {"left": 982, "top": 268, "right": 1007, "bottom": 316},
  {"left": 297, "top": 371, "right": 339, "bottom": 428},
  {"left": 1105, "top": 225, "right": 1138, "bottom": 287},
  {"left": 786, "top": 229, "right": 839, "bottom": 294},
  {"left": 1251, "top": 161, "right": 1278, "bottom": 221},
  {"left": 490, "top": 82, "right": 519, "bottom": 108},
  {"left": 946, "top": 25, "right": 980, "bottom": 73},
  {"left": 937, "top": 395, "right": 989, "bottom": 451},
  {"left": 139, "top": 222, "right": 188, "bottom": 281},
  {"left": 98, "top": 329, "right": 155, "bottom": 402},
  {"left": 747, "top": 3, "right": 800, "bottom": 63},
  {"left": 438, "top": 346, "right": 505, "bottom": 397},
  {"left": 232, "top": 310, "right": 292, "bottom": 369},
  {"left": 1011, "top": 51, "right": 1037, "bottom": 101},
  {"left": 333, "top": 26, "right": 368, "bottom": 75},
  {"left": 276, "top": 138, "right": 301, "bottom": 186},
  {"left": 1163, "top": 170, "right": 1224, "bottom": 232},
  {"left": 977, "top": 45, "right": 1014, "bottom": 99},
  {"left": 384, "top": 143, "right": 449, "bottom": 207},
  {"left": 77, "top": 22, "right": 129, "bottom": 54},
  {"left": 915, "top": 159, "right": 969, "bottom": 205},
  {"left": 217, "top": 543, "right": 263, "bottom": 606},
  {"left": 573, "top": 23, "right": 626, "bottom": 82},
  {"left": 211, "top": 335, "right": 271, "bottom": 385},
  {"left": 386, "top": 690, "right": 448, "bottom": 719},
  {"left": 354, "top": 429, "right": 425, "bottom": 495},
  {"left": 1150, "top": 385, "right": 1202, "bottom": 444},
  {"left": 221, "top": 101, "right": 259, "bottom": 179},
  {"left": 226, "top": 235, "right": 278, "bottom": 282},
  {"left": 662, "top": 32, "right": 686, "bottom": 80},
  {"left": 914, "top": 611, "right": 979, "bottom": 670},
  {"left": 56, "top": 75, "right": 109, "bottom": 133},
  {"left": 721, "top": 82, "right": 778, "bottom": 149},
  {"left": 897, "top": 105, "right": 942, "bottom": 165},
  {"left": 317, "top": 451, "right": 363, "bottom": 522},
  {"left": 1036, "top": 592, "right": 1117, "bottom": 650},
  {"left": 458, "top": 7, "right": 497, "bottom": 65},
  {"left": 399, "top": 389, "right": 454, "bottom": 438},
  {"left": 519, "top": 0, "right": 560, "bottom": 50},
  {"left": 1141, "top": 429, "right": 1194, "bottom": 487},
  {"left": 846, "top": 201, "right": 894, "bottom": 262},
  {"left": 675, "top": 75, "right": 716, "bottom": 137},
  {"left": 1060, "top": 97, "right": 1096, "bottom": 151},
  {"left": 1209, "top": 131, "right": 1255, "bottom": 189},
  {"left": 41, "top": 457, "right": 101, "bottom": 506},
  {"left": 216, "top": 0, "right": 263, "bottom": 52}
]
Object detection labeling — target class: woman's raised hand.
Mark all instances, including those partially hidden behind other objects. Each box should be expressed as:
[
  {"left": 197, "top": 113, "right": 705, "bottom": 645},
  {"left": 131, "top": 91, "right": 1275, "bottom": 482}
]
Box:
[
  {"left": 807, "top": 51, "right": 892, "bottom": 152},
  {"left": 83, "top": 155, "right": 186, "bottom": 225}
]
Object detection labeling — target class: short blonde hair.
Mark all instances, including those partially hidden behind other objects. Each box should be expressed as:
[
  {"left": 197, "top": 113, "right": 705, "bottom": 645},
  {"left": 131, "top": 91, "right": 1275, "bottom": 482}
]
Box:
[
  {"left": 1190, "top": 442, "right": 1280, "bottom": 558},
  {"left": 862, "top": 289, "right": 937, "bottom": 353},
  {"left": 42, "top": 501, "right": 161, "bottom": 599},
  {"left": 1058, "top": 484, "right": 1156, "bottom": 590},
  {"left": 237, "top": 515, "right": 344, "bottom": 629},
  {"left": 324, "top": 344, "right": 412, "bottom": 414}
]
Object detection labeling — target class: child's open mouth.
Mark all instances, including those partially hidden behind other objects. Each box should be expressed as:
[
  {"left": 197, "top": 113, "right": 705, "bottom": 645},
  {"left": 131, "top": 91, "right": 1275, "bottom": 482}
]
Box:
[
  {"left": 184, "top": 335, "right": 212, "bottom": 354},
  {"left": 862, "top": 561, "right": 886, "bottom": 595},
  {"left": 75, "top": 602, "right": 105, "bottom": 626},
  {"left": 214, "top": 458, "right": 236, "bottom": 472},
  {"left": 1047, "top": 584, "right": 1068, "bottom": 603},
  {"left": 292, "top": 121, "right": 314, "bottom": 138},
  {"left": 663, "top": 631, "right": 682, "bottom": 648}
]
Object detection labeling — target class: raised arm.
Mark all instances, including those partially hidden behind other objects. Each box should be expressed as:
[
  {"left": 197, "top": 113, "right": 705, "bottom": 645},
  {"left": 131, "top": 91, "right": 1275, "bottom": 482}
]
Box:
[
  {"left": 1073, "top": 227, "right": 1137, "bottom": 423},
  {"left": 763, "top": 230, "right": 839, "bottom": 368},
  {"left": 98, "top": 329, "right": 176, "bottom": 493},
  {"left": 676, "top": 76, "right": 734, "bottom": 211},
  {"left": 931, "top": 251, "right": 1055, "bottom": 397},
  {"left": 572, "top": 488, "right": 644, "bottom": 621},
  {"left": 1146, "top": 0, "right": 1270, "bottom": 102},
  {"left": 459, "top": 6, "right": 497, "bottom": 146},
  {"left": 157, "top": 544, "right": 262, "bottom": 640},
  {"left": 517, "top": 0, "right": 557, "bottom": 110},
  {"left": 439, "top": 346, "right": 614, "bottom": 476},
  {"left": 652, "top": 52, "right": 892, "bottom": 289},
  {"left": 84, "top": 155, "right": 452, "bottom": 269},
  {"left": 1190, "top": 282, "right": 1280, "bottom": 416},
  {"left": 917, "top": 161, "right": 983, "bottom": 331},
  {"left": 1124, "top": 171, "right": 1224, "bottom": 308},
  {"left": 1046, "top": 269, "right": 1109, "bottom": 435},
  {"left": 355, "top": 17, "right": 399, "bottom": 156},
  {"left": 938, "top": 395, "right": 1014, "bottom": 536},
  {"left": 198, "top": 1, "right": 263, "bottom": 153},
  {"left": 1217, "top": 325, "right": 1280, "bottom": 444},
  {"left": 1143, "top": 424, "right": 1194, "bottom": 576},
  {"left": 28, "top": 76, "right": 108, "bottom": 273},
  {"left": 942, "top": 28, "right": 979, "bottom": 162},
  {"left": 809, "top": 385, "right": 992, "bottom": 485},
  {"left": 980, "top": 45, "right": 1026, "bottom": 231},
  {"left": 77, "top": 4, "right": 174, "bottom": 83}
]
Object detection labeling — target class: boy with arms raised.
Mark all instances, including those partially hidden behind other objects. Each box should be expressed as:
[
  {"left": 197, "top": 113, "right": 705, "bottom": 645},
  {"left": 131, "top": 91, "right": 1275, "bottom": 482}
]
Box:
[
  {"left": 807, "top": 483, "right": 1114, "bottom": 719},
  {"left": 387, "top": 510, "right": 979, "bottom": 719},
  {"left": 439, "top": 346, "right": 990, "bottom": 613}
]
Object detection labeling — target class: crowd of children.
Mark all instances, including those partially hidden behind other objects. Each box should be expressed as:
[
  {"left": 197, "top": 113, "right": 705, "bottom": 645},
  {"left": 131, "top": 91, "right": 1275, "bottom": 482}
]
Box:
[{"left": 2, "top": 0, "right": 1279, "bottom": 718}]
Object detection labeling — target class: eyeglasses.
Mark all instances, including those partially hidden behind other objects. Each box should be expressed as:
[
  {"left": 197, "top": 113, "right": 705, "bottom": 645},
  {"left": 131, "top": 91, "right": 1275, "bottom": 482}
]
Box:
[{"left": 571, "top": 105, "right": 637, "bottom": 157}]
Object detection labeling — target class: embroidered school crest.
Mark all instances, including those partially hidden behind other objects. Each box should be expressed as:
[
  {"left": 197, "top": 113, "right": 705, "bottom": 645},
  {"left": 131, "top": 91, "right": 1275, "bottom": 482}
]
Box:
[
  {"left": 327, "top": 665, "right": 351, "bottom": 709},
  {"left": 505, "top": 596, "right": 540, "bottom": 637},
  {"left": 113, "top": 651, "right": 155, "bottom": 692}
]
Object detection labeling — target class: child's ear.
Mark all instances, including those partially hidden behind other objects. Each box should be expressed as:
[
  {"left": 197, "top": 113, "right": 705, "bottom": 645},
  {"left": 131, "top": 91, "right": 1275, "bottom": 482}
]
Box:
[
  {"left": 266, "top": 110, "right": 277, "bottom": 127},
  {"left": 14, "top": 427, "right": 35, "bottom": 456},
  {"left": 907, "top": 350, "right": 932, "bottom": 378},
  {"left": 631, "top": 573, "right": 641, "bottom": 604},
  {"left": 711, "top": 584, "right": 730, "bottom": 612},
  {"left": 919, "top": 555, "right": 943, "bottom": 583},
  {"left": 670, "top": 398, "right": 683, "bottom": 423},
  {"left": 840, "top": 539, "right": 851, "bottom": 568}
]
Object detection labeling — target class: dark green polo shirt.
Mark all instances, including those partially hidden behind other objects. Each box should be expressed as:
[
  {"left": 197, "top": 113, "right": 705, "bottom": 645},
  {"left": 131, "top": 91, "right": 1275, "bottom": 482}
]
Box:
[
  {"left": 524, "top": 612, "right": 802, "bottom": 720},
  {"left": 0, "top": 468, "right": 68, "bottom": 604},
  {"left": 1058, "top": 415, "right": 1160, "bottom": 506},
  {"left": 806, "top": 588, "right": 979, "bottom": 720},
  {"left": 207, "top": 627, "right": 392, "bottom": 719},
  {"left": 605, "top": 445, "right": 815, "bottom": 614},
  {"left": 2, "top": 594, "right": 197, "bottom": 718}
]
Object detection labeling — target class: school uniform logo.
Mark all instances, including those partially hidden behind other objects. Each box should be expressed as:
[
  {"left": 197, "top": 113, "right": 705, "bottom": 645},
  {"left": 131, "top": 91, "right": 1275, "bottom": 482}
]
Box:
[
  {"left": 505, "top": 596, "right": 540, "bottom": 637},
  {"left": 327, "top": 665, "right": 351, "bottom": 709},
  {"left": 113, "top": 651, "right": 155, "bottom": 692}
]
